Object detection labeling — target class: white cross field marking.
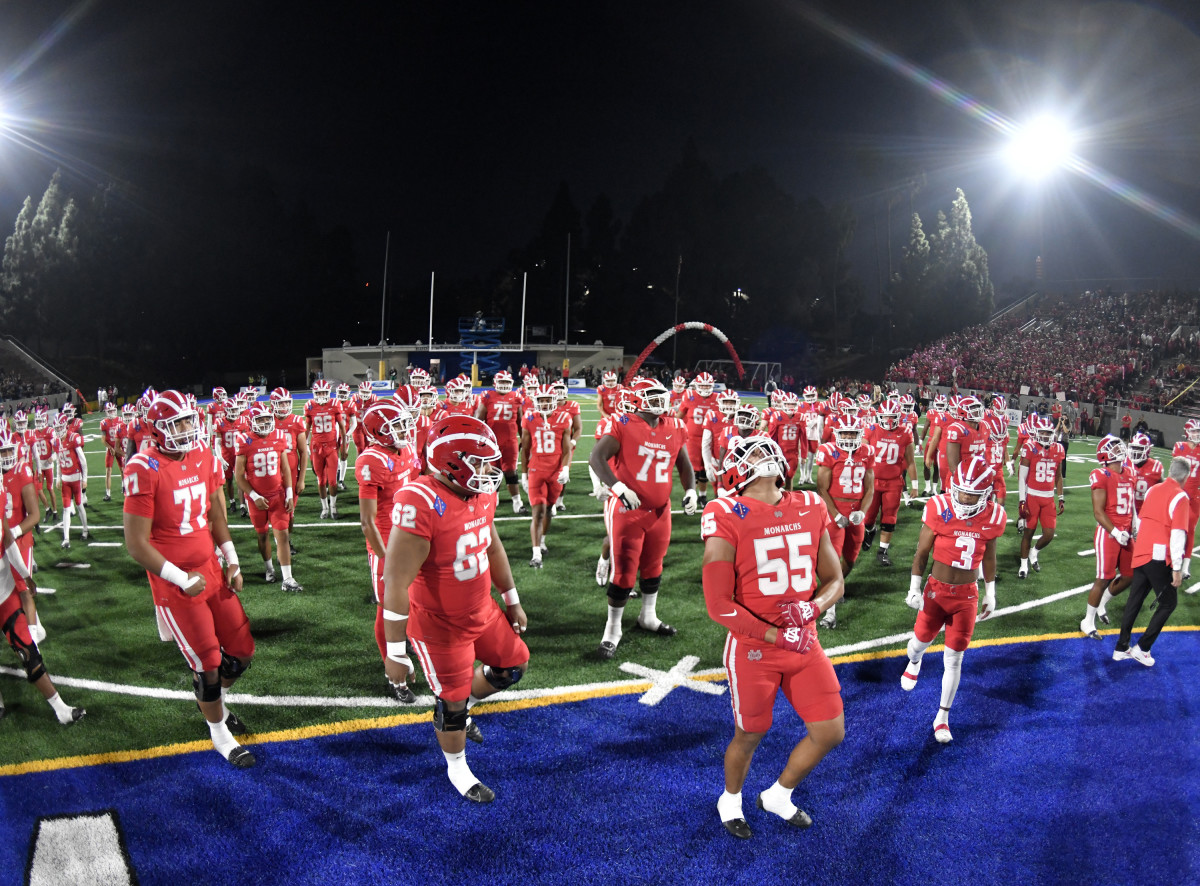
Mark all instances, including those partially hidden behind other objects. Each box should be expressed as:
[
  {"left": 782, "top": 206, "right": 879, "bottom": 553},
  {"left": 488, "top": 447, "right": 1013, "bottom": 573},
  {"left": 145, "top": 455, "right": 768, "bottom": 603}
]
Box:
[{"left": 618, "top": 655, "right": 726, "bottom": 706}]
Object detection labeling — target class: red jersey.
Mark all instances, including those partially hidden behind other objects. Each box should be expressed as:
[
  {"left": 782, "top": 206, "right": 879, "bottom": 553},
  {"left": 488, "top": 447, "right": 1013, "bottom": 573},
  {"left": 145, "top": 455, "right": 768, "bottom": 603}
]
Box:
[
  {"left": 1132, "top": 458, "right": 1164, "bottom": 510},
  {"left": 814, "top": 442, "right": 875, "bottom": 508},
  {"left": 922, "top": 494, "right": 1007, "bottom": 570},
  {"left": 700, "top": 490, "right": 834, "bottom": 642},
  {"left": 215, "top": 416, "right": 246, "bottom": 455},
  {"left": 603, "top": 412, "right": 687, "bottom": 510},
  {"left": 1020, "top": 440, "right": 1066, "bottom": 497},
  {"left": 15, "top": 429, "right": 37, "bottom": 470},
  {"left": 1089, "top": 464, "right": 1136, "bottom": 532},
  {"left": 2, "top": 462, "right": 34, "bottom": 527},
  {"left": 31, "top": 428, "right": 53, "bottom": 469},
  {"left": 943, "top": 420, "right": 988, "bottom": 465},
  {"left": 982, "top": 414, "right": 1008, "bottom": 467},
  {"left": 54, "top": 432, "right": 86, "bottom": 481},
  {"left": 703, "top": 412, "right": 737, "bottom": 466},
  {"left": 924, "top": 409, "right": 947, "bottom": 449},
  {"left": 669, "top": 389, "right": 685, "bottom": 411},
  {"left": 478, "top": 390, "right": 522, "bottom": 440},
  {"left": 1170, "top": 440, "right": 1200, "bottom": 495},
  {"left": 598, "top": 385, "right": 623, "bottom": 417},
  {"left": 554, "top": 398, "right": 581, "bottom": 428},
  {"left": 123, "top": 444, "right": 225, "bottom": 570},
  {"left": 234, "top": 430, "right": 290, "bottom": 496},
  {"left": 276, "top": 414, "right": 306, "bottom": 461},
  {"left": 1131, "top": 479, "right": 1191, "bottom": 569},
  {"left": 391, "top": 475, "right": 500, "bottom": 643},
  {"left": 767, "top": 412, "right": 804, "bottom": 457},
  {"left": 864, "top": 425, "right": 913, "bottom": 481},
  {"left": 523, "top": 410, "right": 571, "bottom": 472},
  {"left": 100, "top": 417, "right": 124, "bottom": 451},
  {"left": 798, "top": 402, "right": 824, "bottom": 443},
  {"left": 129, "top": 420, "right": 154, "bottom": 454},
  {"left": 356, "top": 444, "right": 421, "bottom": 547},
  {"left": 679, "top": 390, "right": 720, "bottom": 440},
  {"left": 340, "top": 397, "right": 362, "bottom": 430},
  {"left": 439, "top": 401, "right": 476, "bottom": 418},
  {"left": 305, "top": 400, "right": 343, "bottom": 447}
]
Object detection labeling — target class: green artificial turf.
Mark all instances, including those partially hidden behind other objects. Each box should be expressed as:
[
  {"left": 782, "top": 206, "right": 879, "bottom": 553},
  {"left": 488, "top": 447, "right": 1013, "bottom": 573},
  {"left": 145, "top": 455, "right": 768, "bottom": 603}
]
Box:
[{"left": 2, "top": 397, "right": 1190, "bottom": 768}]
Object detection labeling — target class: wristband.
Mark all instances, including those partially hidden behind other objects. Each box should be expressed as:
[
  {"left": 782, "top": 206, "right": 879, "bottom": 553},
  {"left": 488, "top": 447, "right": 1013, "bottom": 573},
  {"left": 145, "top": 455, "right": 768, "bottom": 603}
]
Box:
[
  {"left": 250, "top": 492, "right": 266, "bottom": 506},
  {"left": 985, "top": 581, "right": 996, "bottom": 597},
  {"left": 9, "top": 525, "right": 22, "bottom": 540},
  {"left": 382, "top": 609, "right": 409, "bottom": 622},
  {"left": 502, "top": 588, "right": 520, "bottom": 606},
  {"left": 219, "top": 541, "right": 239, "bottom": 567},
  {"left": 385, "top": 640, "right": 407, "bottom": 662},
  {"left": 160, "top": 560, "right": 194, "bottom": 590},
  {"left": 909, "top": 574, "right": 922, "bottom": 594},
  {"left": 910, "top": 480, "right": 919, "bottom": 492},
  {"left": 285, "top": 487, "right": 294, "bottom": 502}
]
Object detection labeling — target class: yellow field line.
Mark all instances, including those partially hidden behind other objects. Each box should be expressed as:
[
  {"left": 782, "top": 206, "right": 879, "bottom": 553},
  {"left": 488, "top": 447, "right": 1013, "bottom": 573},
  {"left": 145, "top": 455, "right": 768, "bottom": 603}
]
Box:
[{"left": 3, "top": 625, "right": 1196, "bottom": 778}]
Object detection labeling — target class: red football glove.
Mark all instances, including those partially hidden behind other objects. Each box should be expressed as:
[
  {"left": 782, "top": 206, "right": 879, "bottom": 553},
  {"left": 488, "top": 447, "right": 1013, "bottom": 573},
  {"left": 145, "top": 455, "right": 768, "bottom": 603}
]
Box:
[
  {"left": 775, "top": 624, "right": 817, "bottom": 655},
  {"left": 1018, "top": 500, "right": 1030, "bottom": 522},
  {"left": 777, "top": 599, "right": 819, "bottom": 628}
]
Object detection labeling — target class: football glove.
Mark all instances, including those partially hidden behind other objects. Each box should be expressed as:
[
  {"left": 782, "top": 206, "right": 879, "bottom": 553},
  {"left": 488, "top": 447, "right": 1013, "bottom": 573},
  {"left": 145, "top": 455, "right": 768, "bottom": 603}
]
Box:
[
  {"left": 1018, "top": 500, "right": 1030, "bottom": 522},
  {"left": 906, "top": 588, "right": 924, "bottom": 611},
  {"left": 682, "top": 488, "right": 699, "bottom": 515},
  {"left": 835, "top": 513, "right": 849, "bottom": 529},
  {"left": 520, "top": 473, "right": 529, "bottom": 493},
  {"left": 557, "top": 465, "right": 570, "bottom": 486},
  {"left": 774, "top": 623, "right": 817, "bottom": 655},
  {"left": 1110, "top": 527, "right": 1131, "bottom": 547},
  {"left": 1056, "top": 496, "right": 1065, "bottom": 516},
  {"left": 611, "top": 481, "right": 641, "bottom": 511},
  {"left": 778, "top": 599, "right": 818, "bottom": 628},
  {"left": 848, "top": 510, "right": 865, "bottom": 526},
  {"left": 980, "top": 589, "right": 996, "bottom": 620}
]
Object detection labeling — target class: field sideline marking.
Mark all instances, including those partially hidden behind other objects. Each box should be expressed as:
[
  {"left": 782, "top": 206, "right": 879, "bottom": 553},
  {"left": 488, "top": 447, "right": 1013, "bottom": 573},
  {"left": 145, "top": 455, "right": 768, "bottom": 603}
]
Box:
[{"left": 3, "top": 624, "right": 1196, "bottom": 778}]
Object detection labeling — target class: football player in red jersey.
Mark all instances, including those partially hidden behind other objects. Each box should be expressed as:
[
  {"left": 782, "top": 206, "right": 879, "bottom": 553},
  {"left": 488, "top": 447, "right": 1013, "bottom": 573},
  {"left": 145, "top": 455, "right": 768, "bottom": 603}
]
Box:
[
  {"left": 99, "top": 402, "right": 125, "bottom": 501},
  {"left": 922, "top": 394, "right": 948, "bottom": 494},
  {"left": 590, "top": 378, "right": 697, "bottom": 660},
  {"left": 214, "top": 396, "right": 247, "bottom": 516},
  {"left": 669, "top": 375, "right": 687, "bottom": 411},
  {"left": 902, "top": 457, "right": 1005, "bottom": 743},
  {"left": 1017, "top": 415, "right": 1065, "bottom": 579},
  {"left": 700, "top": 434, "right": 845, "bottom": 838},
  {"left": 335, "top": 383, "right": 357, "bottom": 491},
  {"left": 352, "top": 381, "right": 376, "bottom": 455},
  {"left": 234, "top": 403, "right": 298, "bottom": 591},
  {"left": 797, "top": 386, "right": 825, "bottom": 485},
  {"left": 597, "top": 370, "right": 623, "bottom": 420},
  {"left": 549, "top": 379, "right": 582, "bottom": 514},
  {"left": 125, "top": 388, "right": 159, "bottom": 462},
  {"left": 305, "top": 379, "right": 345, "bottom": 518},
  {"left": 476, "top": 370, "right": 527, "bottom": 515},
  {"left": 677, "top": 371, "right": 720, "bottom": 505},
  {"left": 1169, "top": 418, "right": 1200, "bottom": 581},
  {"left": 0, "top": 429, "right": 44, "bottom": 643},
  {"left": 381, "top": 415, "right": 529, "bottom": 803},
  {"left": 944, "top": 396, "right": 988, "bottom": 478},
  {"left": 206, "top": 387, "right": 229, "bottom": 444},
  {"left": 520, "top": 385, "right": 572, "bottom": 568},
  {"left": 440, "top": 378, "right": 476, "bottom": 417},
  {"left": 813, "top": 419, "right": 875, "bottom": 629},
  {"left": 862, "top": 398, "right": 917, "bottom": 567},
  {"left": 31, "top": 409, "right": 57, "bottom": 525},
  {"left": 711, "top": 403, "right": 761, "bottom": 493},
  {"left": 52, "top": 416, "right": 89, "bottom": 548},
  {"left": 270, "top": 387, "right": 308, "bottom": 547},
  {"left": 356, "top": 401, "right": 422, "bottom": 702},
  {"left": 1080, "top": 435, "right": 1137, "bottom": 638},
  {"left": 122, "top": 391, "right": 254, "bottom": 767},
  {"left": 1129, "top": 431, "right": 1163, "bottom": 513},
  {"left": 701, "top": 391, "right": 740, "bottom": 491},
  {"left": 981, "top": 411, "right": 1010, "bottom": 506}
]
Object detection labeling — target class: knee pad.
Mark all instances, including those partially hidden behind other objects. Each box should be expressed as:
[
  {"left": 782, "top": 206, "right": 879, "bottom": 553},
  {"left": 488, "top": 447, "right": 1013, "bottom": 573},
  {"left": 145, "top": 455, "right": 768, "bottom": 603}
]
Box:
[
  {"left": 433, "top": 697, "right": 468, "bottom": 732},
  {"left": 3, "top": 611, "right": 45, "bottom": 682},
  {"left": 219, "top": 651, "right": 251, "bottom": 681},
  {"left": 695, "top": 469, "right": 709, "bottom": 483},
  {"left": 638, "top": 576, "right": 661, "bottom": 596},
  {"left": 482, "top": 665, "right": 524, "bottom": 691},
  {"left": 881, "top": 522, "right": 896, "bottom": 533},
  {"left": 607, "top": 584, "right": 633, "bottom": 606},
  {"left": 192, "top": 670, "right": 223, "bottom": 703},
  {"left": 504, "top": 471, "right": 519, "bottom": 485}
]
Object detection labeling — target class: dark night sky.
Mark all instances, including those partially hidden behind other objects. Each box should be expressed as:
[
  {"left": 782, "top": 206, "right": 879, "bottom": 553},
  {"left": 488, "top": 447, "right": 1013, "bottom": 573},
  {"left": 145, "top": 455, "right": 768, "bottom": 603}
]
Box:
[{"left": 4, "top": 0, "right": 1200, "bottom": 314}]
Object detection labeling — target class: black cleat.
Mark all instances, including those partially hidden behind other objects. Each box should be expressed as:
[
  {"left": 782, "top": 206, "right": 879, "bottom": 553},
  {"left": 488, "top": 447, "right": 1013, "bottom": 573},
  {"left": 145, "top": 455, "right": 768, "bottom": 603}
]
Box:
[
  {"left": 465, "top": 716, "right": 483, "bottom": 744},
  {"left": 876, "top": 547, "right": 892, "bottom": 567},
  {"left": 597, "top": 640, "right": 618, "bottom": 660},
  {"left": 636, "top": 620, "right": 677, "bottom": 637},
  {"left": 289, "top": 541, "right": 298, "bottom": 556},
  {"left": 227, "top": 746, "right": 256, "bottom": 769},
  {"left": 388, "top": 681, "right": 416, "bottom": 704},
  {"left": 723, "top": 818, "right": 752, "bottom": 839},
  {"left": 103, "top": 493, "right": 111, "bottom": 502},
  {"left": 517, "top": 505, "right": 531, "bottom": 516},
  {"left": 225, "top": 711, "right": 248, "bottom": 735},
  {"left": 337, "top": 481, "right": 346, "bottom": 492},
  {"left": 1032, "top": 560, "right": 1041, "bottom": 573},
  {"left": 757, "top": 795, "right": 813, "bottom": 829},
  {"left": 861, "top": 528, "right": 876, "bottom": 551},
  {"left": 81, "top": 530, "right": 90, "bottom": 540},
  {"left": 60, "top": 540, "right": 70, "bottom": 550},
  {"left": 1098, "top": 612, "right": 1110, "bottom": 625},
  {"left": 60, "top": 707, "right": 86, "bottom": 725},
  {"left": 464, "top": 782, "right": 495, "bottom": 803},
  {"left": 697, "top": 494, "right": 708, "bottom": 509}
]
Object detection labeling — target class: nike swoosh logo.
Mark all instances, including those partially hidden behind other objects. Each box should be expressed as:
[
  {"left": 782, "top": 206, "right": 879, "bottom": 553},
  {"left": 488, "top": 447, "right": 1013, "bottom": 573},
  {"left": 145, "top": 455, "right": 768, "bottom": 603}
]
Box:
[
  {"left": 721, "top": 610, "right": 738, "bottom": 617},
  {"left": 797, "top": 510, "right": 810, "bottom": 516}
]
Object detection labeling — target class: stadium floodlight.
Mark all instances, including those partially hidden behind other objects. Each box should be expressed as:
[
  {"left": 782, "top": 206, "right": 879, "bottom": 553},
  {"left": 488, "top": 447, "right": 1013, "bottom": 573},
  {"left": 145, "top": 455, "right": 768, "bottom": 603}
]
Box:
[{"left": 1005, "top": 115, "right": 1075, "bottom": 179}]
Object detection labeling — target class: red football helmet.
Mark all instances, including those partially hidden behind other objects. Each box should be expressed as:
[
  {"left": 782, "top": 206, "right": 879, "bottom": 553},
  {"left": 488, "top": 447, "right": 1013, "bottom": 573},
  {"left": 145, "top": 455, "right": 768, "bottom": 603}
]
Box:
[
  {"left": 1185, "top": 419, "right": 1200, "bottom": 444},
  {"left": 417, "top": 385, "right": 439, "bottom": 409},
  {"left": 224, "top": 397, "right": 246, "bottom": 421},
  {"left": 630, "top": 378, "right": 670, "bottom": 416},
  {"left": 357, "top": 380, "right": 375, "bottom": 402},
  {"left": 602, "top": 371, "right": 619, "bottom": 389},
  {"left": 312, "top": 379, "right": 332, "bottom": 404},
  {"left": 717, "top": 391, "right": 740, "bottom": 418},
  {"left": 617, "top": 388, "right": 638, "bottom": 414},
  {"left": 0, "top": 429, "right": 19, "bottom": 472},
  {"left": 493, "top": 371, "right": 514, "bottom": 394},
  {"left": 551, "top": 380, "right": 568, "bottom": 404},
  {"left": 33, "top": 409, "right": 48, "bottom": 430},
  {"left": 986, "top": 412, "right": 1008, "bottom": 442},
  {"left": 991, "top": 394, "right": 1007, "bottom": 415},
  {"left": 270, "top": 387, "right": 293, "bottom": 418},
  {"left": 721, "top": 434, "right": 787, "bottom": 494},
  {"left": 780, "top": 392, "right": 800, "bottom": 416},
  {"left": 933, "top": 394, "right": 948, "bottom": 412},
  {"left": 534, "top": 385, "right": 557, "bottom": 416},
  {"left": 104, "top": 401, "right": 118, "bottom": 418},
  {"left": 1096, "top": 434, "right": 1127, "bottom": 466},
  {"left": 248, "top": 402, "right": 275, "bottom": 435},
  {"left": 1032, "top": 415, "right": 1055, "bottom": 447},
  {"left": 446, "top": 378, "right": 470, "bottom": 405},
  {"left": 732, "top": 403, "right": 760, "bottom": 434},
  {"left": 959, "top": 396, "right": 985, "bottom": 424},
  {"left": 877, "top": 398, "right": 902, "bottom": 431},
  {"left": 901, "top": 394, "right": 916, "bottom": 415},
  {"left": 949, "top": 456, "right": 995, "bottom": 520},
  {"left": 803, "top": 385, "right": 818, "bottom": 404},
  {"left": 833, "top": 417, "right": 864, "bottom": 453},
  {"left": 335, "top": 383, "right": 352, "bottom": 402},
  {"left": 1128, "top": 432, "right": 1152, "bottom": 464},
  {"left": 121, "top": 404, "right": 136, "bottom": 421},
  {"left": 694, "top": 372, "right": 715, "bottom": 397},
  {"left": 392, "top": 386, "right": 421, "bottom": 414},
  {"left": 212, "top": 386, "right": 228, "bottom": 402},
  {"left": 12, "top": 410, "right": 28, "bottom": 432},
  {"left": 147, "top": 390, "right": 201, "bottom": 454},
  {"left": 425, "top": 415, "right": 502, "bottom": 495},
  {"left": 362, "top": 401, "right": 414, "bottom": 449},
  {"left": 672, "top": 375, "right": 687, "bottom": 393}
]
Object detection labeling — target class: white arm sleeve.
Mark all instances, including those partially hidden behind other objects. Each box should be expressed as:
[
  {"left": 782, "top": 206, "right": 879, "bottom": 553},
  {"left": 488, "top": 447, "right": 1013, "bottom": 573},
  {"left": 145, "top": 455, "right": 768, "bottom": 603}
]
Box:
[
  {"left": 1170, "top": 528, "right": 1186, "bottom": 571},
  {"left": 701, "top": 428, "right": 716, "bottom": 477},
  {"left": 1018, "top": 463, "right": 1029, "bottom": 500}
]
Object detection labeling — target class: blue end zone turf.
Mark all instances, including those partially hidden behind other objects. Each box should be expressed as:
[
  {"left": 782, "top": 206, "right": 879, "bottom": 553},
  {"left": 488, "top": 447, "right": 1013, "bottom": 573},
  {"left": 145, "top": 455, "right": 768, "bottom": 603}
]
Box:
[{"left": 6, "top": 632, "right": 1198, "bottom": 884}]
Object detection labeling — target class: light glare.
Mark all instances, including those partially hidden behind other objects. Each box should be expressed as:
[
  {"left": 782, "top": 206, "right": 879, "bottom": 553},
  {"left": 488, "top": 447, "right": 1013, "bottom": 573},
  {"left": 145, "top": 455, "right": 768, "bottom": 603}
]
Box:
[{"left": 1006, "top": 116, "right": 1074, "bottom": 179}]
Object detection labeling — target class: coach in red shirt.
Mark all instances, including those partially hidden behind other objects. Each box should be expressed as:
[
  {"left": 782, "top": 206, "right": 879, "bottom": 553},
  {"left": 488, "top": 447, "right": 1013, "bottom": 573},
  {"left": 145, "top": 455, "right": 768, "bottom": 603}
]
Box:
[{"left": 1114, "top": 458, "right": 1190, "bottom": 666}]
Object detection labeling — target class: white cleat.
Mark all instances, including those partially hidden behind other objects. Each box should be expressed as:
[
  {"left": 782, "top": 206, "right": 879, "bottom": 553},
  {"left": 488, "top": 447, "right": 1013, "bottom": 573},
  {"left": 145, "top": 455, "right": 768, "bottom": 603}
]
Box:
[
  {"left": 1080, "top": 618, "right": 1101, "bottom": 640},
  {"left": 900, "top": 666, "right": 920, "bottom": 691},
  {"left": 1129, "top": 645, "right": 1155, "bottom": 667},
  {"left": 933, "top": 722, "right": 953, "bottom": 743},
  {"left": 1018, "top": 566, "right": 1028, "bottom": 580},
  {"left": 819, "top": 610, "right": 837, "bottom": 630},
  {"left": 1112, "top": 647, "right": 1132, "bottom": 662},
  {"left": 595, "top": 557, "right": 611, "bottom": 587}
]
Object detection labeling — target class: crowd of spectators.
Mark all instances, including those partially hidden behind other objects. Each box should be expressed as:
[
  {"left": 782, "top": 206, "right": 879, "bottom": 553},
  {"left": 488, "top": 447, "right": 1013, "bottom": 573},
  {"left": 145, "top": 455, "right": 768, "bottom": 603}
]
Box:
[{"left": 885, "top": 290, "right": 1200, "bottom": 415}]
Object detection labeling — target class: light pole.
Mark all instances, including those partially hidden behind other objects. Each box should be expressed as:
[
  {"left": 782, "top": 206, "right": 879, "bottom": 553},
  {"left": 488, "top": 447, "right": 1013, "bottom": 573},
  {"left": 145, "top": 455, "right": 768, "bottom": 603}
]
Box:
[{"left": 671, "top": 254, "right": 682, "bottom": 368}]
